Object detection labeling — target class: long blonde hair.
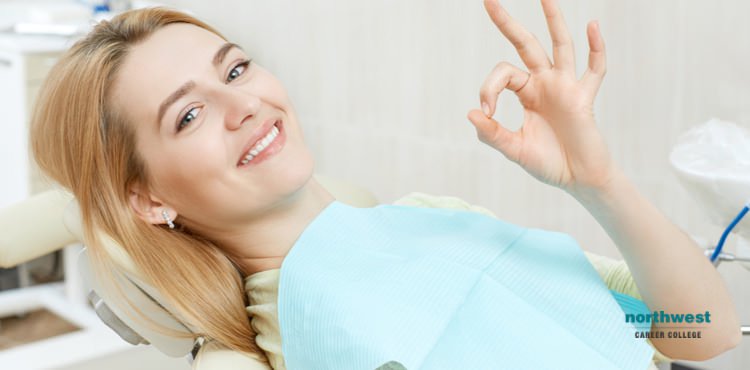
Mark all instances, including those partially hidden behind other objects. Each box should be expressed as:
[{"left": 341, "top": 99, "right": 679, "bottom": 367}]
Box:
[{"left": 30, "top": 7, "right": 267, "bottom": 361}]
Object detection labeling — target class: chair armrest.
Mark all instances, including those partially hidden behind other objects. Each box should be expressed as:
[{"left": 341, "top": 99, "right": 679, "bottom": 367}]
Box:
[{"left": 0, "top": 189, "right": 77, "bottom": 268}]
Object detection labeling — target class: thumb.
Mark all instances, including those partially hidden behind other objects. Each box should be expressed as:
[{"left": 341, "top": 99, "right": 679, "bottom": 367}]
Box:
[{"left": 467, "top": 109, "right": 521, "bottom": 162}]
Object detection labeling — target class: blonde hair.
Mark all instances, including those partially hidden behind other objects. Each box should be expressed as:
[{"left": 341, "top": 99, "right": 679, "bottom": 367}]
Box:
[{"left": 30, "top": 7, "right": 267, "bottom": 361}]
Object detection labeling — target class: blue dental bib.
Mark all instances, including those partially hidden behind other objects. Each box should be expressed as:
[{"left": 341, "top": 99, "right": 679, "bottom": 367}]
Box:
[{"left": 278, "top": 201, "right": 654, "bottom": 370}]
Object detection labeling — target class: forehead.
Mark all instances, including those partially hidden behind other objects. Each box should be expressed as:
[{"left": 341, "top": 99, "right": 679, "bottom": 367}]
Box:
[{"left": 112, "top": 23, "right": 227, "bottom": 123}]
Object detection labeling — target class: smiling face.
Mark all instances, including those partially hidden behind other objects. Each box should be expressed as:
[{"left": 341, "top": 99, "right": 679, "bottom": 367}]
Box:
[{"left": 111, "top": 23, "right": 315, "bottom": 235}]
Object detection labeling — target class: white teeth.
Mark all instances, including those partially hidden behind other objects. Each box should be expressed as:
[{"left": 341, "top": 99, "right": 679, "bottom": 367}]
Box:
[{"left": 240, "top": 123, "right": 279, "bottom": 165}]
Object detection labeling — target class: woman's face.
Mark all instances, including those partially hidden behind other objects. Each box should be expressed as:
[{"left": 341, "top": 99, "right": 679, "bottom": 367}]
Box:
[{"left": 111, "top": 23, "right": 315, "bottom": 233}]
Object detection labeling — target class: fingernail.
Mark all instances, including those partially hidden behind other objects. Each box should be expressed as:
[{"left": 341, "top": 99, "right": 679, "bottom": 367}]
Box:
[{"left": 482, "top": 102, "right": 490, "bottom": 117}]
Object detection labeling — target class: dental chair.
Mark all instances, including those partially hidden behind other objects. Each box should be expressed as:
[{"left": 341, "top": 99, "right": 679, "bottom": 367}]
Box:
[{"left": 0, "top": 173, "right": 379, "bottom": 369}]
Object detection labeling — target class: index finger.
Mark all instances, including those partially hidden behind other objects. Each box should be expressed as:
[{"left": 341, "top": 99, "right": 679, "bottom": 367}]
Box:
[{"left": 484, "top": 0, "right": 552, "bottom": 72}]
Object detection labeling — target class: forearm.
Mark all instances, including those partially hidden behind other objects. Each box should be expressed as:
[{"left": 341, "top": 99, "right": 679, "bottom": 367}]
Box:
[{"left": 568, "top": 166, "right": 741, "bottom": 361}]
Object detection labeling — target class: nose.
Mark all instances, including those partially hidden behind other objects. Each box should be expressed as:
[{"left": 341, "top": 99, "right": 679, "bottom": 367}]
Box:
[{"left": 222, "top": 87, "right": 261, "bottom": 131}]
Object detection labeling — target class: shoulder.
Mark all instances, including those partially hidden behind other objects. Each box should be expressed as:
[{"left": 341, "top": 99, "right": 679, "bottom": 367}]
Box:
[{"left": 393, "top": 192, "right": 498, "bottom": 218}]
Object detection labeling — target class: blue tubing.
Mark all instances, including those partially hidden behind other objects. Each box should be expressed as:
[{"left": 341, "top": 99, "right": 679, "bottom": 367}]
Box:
[{"left": 710, "top": 205, "right": 750, "bottom": 263}]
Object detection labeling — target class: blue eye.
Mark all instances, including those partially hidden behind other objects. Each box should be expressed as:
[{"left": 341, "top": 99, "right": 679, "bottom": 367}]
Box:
[
  {"left": 177, "top": 106, "right": 201, "bottom": 132},
  {"left": 226, "top": 59, "right": 252, "bottom": 83}
]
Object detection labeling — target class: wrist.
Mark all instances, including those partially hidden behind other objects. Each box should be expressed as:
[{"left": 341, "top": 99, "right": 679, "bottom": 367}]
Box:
[{"left": 565, "top": 165, "right": 628, "bottom": 205}]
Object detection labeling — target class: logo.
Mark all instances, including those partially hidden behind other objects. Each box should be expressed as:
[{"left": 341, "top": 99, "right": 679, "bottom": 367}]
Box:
[{"left": 626, "top": 311, "right": 710, "bottom": 339}]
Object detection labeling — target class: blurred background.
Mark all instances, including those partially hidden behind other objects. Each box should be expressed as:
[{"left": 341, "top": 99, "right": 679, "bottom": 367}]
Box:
[{"left": 0, "top": 0, "right": 748, "bottom": 369}]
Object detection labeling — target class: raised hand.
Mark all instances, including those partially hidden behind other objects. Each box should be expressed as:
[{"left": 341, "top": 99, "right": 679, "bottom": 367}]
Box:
[{"left": 467, "top": 0, "right": 613, "bottom": 194}]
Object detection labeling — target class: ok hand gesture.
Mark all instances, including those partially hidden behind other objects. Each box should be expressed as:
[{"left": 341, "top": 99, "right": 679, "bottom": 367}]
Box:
[{"left": 468, "top": 0, "right": 613, "bottom": 194}]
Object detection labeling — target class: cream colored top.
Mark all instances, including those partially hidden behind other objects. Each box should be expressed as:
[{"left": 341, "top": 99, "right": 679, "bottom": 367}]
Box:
[
  {"left": 243, "top": 193, "right": 669, "bottom": 369},
  {"left": 245, "top": 269, "right": 285, "bottom": 370}
]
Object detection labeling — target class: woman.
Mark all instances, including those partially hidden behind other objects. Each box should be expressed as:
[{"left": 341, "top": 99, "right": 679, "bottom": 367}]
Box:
[{"left": 30, "top": 0, "right": 739, "bottom": 368}]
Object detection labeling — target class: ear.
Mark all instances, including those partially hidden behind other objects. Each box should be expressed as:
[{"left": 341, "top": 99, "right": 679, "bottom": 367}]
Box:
[{"left": 128, "top": 183, "right": 178, "bottom": 226}]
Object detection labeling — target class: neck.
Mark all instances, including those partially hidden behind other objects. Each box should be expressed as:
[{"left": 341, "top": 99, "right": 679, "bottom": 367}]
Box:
[{"left": 216, "top": 177, "right": 335, "bottom": 277}]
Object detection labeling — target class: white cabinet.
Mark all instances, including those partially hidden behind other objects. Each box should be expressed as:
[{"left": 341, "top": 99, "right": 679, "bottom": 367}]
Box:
[
  {"left": 0, "top": 36, "right": 73, "bottom": 291},
  {"left": 0, "top": 49, "right": 28, "bottom": 210},
  {"left": 0, "top": 36, "right": 70, "bottom": 209}
]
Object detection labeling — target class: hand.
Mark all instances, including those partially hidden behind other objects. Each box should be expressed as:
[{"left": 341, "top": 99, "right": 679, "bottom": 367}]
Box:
[{"left": 468, "top": 0, "right": 615, "bottom": 194}]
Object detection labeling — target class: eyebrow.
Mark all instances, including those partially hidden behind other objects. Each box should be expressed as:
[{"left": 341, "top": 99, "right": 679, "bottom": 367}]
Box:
[
  {"left": 156, "top": 42, "right": 243, "bottom": 125},
  {"left": 213, "top": 42, "right": 241, "bottom": 66}
]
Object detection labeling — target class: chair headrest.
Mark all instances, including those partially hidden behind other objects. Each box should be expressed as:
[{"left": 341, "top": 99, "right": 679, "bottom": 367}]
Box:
[{"left": 65, "top": 201, "right": 197, "bottom": 357}]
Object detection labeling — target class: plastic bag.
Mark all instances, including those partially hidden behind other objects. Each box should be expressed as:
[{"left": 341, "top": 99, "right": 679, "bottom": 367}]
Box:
[{"left": 670, "top": 118, "right": 750, "bottom": 239}]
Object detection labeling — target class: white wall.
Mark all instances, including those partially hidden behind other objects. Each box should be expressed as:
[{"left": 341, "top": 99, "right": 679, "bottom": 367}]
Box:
[{"left": 157, "top": 1, "right": 750, "bottom": 368}]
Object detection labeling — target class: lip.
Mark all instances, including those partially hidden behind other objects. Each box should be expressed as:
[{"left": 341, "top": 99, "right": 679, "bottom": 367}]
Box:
[{"left": 236, "top": 118, "right": 285, "bottom": 167}]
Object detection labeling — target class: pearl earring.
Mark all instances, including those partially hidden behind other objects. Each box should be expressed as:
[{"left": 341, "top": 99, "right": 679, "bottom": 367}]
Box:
[{"left": 161, "top": 209, "right": 175, "bottom": 229}]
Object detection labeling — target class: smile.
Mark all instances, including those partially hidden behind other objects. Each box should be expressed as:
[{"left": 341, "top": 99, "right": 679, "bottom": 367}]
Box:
[{"left": 238, "top": 120, "right": 285, "bottom": 167}]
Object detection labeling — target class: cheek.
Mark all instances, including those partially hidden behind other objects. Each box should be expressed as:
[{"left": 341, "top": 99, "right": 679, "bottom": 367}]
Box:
[
  {"left": 148, "top": 135, "right": 228, "bottom": 195},
  {"left": 251, "top": 73, "right": 293, "bottom": 108}
]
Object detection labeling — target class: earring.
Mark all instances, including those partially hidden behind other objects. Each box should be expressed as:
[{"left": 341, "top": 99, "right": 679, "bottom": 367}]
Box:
[{"left": 161, "top": 209, "right": 175, "bottom": 229}]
